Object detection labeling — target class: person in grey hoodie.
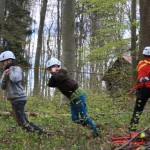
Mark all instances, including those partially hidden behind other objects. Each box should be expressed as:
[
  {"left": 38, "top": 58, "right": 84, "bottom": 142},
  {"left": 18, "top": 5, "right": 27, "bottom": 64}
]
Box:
[{"left": 0, "top": 50, "right": 48, "bottom": 136}]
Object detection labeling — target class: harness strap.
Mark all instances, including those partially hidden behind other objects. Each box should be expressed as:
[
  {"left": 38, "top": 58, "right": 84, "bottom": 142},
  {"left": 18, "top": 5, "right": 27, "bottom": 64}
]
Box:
[
  {"left": 137, "top": 60, "right": 150, "bottom": 72},
  {"left": 143, "top": 60, "right": 150, "bottom": 64}
]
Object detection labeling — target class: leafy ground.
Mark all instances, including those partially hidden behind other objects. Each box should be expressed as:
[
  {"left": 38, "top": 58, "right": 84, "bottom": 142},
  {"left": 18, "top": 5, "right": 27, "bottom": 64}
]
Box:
[{"left": 0, "top": 91, "right": 149, "bottom": 150}]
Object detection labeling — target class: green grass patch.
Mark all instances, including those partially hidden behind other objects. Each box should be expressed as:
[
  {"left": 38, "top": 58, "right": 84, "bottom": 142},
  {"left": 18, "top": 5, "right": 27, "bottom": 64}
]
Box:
[{"left": 0, "top": 92, "right": 149, "bottom": 149}]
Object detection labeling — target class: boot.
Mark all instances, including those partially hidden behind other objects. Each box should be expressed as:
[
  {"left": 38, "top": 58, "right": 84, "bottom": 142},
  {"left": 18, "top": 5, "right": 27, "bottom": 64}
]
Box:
[
  {"left": 96, "top": 124, "right": 101, "bottom": 129},
  {"left": 38, "top": 129, "right": 51, "bottom": 138}
]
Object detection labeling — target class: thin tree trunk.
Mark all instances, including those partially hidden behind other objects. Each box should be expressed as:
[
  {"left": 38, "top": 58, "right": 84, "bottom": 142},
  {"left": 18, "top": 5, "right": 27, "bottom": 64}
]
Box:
[
  {"left": 33, "top": 0, "right": 47, "bottom": 95},
  {"left": 139, "top": 0, "right": 150, "bottom": 60},
  {"left": 0, "top": 0, "right": 5, "bottom": 45},
  {"left": 41, "top": 38, "right": 46, "bottom": 97},
  {"left": 131, "top": 0, "right": 137, "bottom": 83},
  {"left": 76, "top": 5, "right": 84, "bottom": 83},
  {"left": 62, "top": 0, "right": 76, "bottom": 79},
  {"left": 90, "top": 12, "right": 98, "bottom": 91},
  {"left": 0, "top": 0, "right": 5, "bottom": 21},
  {"left": 57, "top": 0, "right": 61, "bottom": 59},
  {"left": 61, "top": 0, "right": 76, "bottom": 105}
]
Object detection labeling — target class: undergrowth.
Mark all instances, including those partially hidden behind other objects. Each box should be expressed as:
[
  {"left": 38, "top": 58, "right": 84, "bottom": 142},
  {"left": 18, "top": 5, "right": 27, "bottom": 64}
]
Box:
[{"left": 0, "top": 91, "right": 149, "bottom": 150}]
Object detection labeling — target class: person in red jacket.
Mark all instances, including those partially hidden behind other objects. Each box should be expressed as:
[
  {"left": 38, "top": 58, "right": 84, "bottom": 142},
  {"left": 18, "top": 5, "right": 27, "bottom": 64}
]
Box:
[{"left": 129, "top": 46, "right": 150, "bottom": 131}]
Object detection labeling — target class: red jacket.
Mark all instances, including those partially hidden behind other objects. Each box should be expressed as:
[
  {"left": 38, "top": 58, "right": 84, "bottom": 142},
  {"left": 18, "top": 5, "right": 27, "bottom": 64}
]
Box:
[{"left": 136, "top": 57, "right": 150, "bottom": 88}]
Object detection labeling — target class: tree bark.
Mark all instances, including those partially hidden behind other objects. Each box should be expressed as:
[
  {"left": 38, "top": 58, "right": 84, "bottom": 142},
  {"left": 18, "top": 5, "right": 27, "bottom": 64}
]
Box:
[
  {"left": 62, "top": 0, "right": 76, "bottom": 79},
  {"left": 139, "top": 0, "right": 150, "bottom": 60},
  {"left": 0, "top": 0, "right": 5, "bottom": 45},
  {"left": 76, "top": 5, "right": 84, "bottom": 83},
  {"left": 0, "top": 0, "right": 5, "bottom": 21},
  {"left": 57, "top": 0, "right": 61, "bottom": 59},
  {"left": 33, "top": 0, "right": 47, "bottom": 95},
  {"left": 131, "top": 0, "right": 137, "bottom": 83},
  {"left": 60, "top": 0, "right": 76, "bottom": 105}
]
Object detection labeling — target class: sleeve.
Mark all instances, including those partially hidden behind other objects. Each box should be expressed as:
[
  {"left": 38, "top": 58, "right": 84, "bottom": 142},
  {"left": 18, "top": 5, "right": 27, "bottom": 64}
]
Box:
[
  {"left": 9, "top": 66, "right": 23, "bottom": 82},
  {"left": 59, "top": 69, "right": 68, "bottom": 74},
  {"left": 52, "top": 69, "right": 69, "bottom": 81},
  {"left": 47, "top": 76, "right": 57, "bottom": 87},
  {"left": 0, "top": 72, "right": 7, "bottom": 90}
]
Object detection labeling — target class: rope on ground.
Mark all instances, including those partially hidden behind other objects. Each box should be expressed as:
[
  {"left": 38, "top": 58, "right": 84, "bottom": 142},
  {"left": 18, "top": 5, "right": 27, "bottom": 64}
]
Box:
[
  {"left": 0, "top": 111, "right": 71, "bottom": 117},
  {"left": 114, "top": 127, "right": 150, "bottom": 150}
]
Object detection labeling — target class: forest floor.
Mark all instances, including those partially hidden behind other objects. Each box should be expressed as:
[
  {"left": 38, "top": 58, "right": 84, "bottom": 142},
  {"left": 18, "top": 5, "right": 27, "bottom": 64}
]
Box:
[{"left": 0, "top": 91, "right": 149, "bottom": 150}]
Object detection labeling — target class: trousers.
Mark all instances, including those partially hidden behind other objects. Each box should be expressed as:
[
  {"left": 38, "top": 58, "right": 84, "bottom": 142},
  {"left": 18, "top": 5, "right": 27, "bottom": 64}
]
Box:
[
  {"left": 130, "top": 87, "right": 150, "bottom": 131},
  {"left": 11, "top": 100, "right": 44, "bottom": 133},
  {"left": 70, "top": 93, "right": 99, "bottom": 135}
]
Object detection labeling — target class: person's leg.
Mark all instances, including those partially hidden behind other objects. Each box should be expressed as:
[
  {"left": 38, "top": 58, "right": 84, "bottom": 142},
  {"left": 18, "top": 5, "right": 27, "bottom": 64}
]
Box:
[
  {"left": 74, "top": 94, "right": 99, "bottom": 136},
  {"left": 70, "top": 101, "right": 80, "bottom": 123},
  {"left": 129, "top": 88, "right": 148, "bottom": 131},
  {"left": 11, "top": 101, "right": 48, "bottom": 135},
  {"left": 11, "top": 100, "right": 35, "bottom": 131},
  {"left": 24, "top": 115, "right": 48, "bottom": 135},
  {"left": 129, "top": 99, "right": 147, "bottom": 131}
]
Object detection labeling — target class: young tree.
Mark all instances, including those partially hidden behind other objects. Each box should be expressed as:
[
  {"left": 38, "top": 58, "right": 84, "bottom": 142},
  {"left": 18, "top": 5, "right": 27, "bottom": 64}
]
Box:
[
  {"left": 131, "top": 0, "right": 137, "bottom": 82},
  {"left": 0, "top": 0, "right": 5, "bottom": 26},
  {"left": 0, "top": 0, "right": 5, "bottom": 46},
  {"left": 57, "top": 0, "right": 61, "bottom": 60},
  {"left": 60, "top": 0, "right": 76, "bottom": 104},
  {"left": 62, "top": 0, "right": 76, "bottom": 79},
  {"left": 139, "top": 0, "right": 150, "bottom": 60},
  {"left": 0, "top": 0, "right": 32, "bottom": 67},
  {"left": 33, "top": 0, "right": 47, "bottom": 95},
  {"left": 0, "top": 0, "right": 5, "bottom": 18}
]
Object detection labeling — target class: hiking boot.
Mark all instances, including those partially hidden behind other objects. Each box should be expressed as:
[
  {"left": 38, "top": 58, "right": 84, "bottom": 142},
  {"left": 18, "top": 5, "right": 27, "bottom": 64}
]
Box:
[
  {"left": 86, "top": 132, "right": 100, "bottom": 139},
  {"left": 128, "top": 126, "right": 137, "bottom": 133},
  {"left": 93, "top": 132, "right": 100, "bottom": 138},
  {"left": 96, "top": 124, "right": 101, "bottom": 129},
  {"left": 38, "top": 130, "right": 51, "bottom": 137}
]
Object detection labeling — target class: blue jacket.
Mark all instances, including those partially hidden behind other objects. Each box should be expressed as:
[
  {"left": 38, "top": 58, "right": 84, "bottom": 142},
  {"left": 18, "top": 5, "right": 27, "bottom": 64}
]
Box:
[{"left": 0, "top": 66, "right": 26, "bottom": 101}]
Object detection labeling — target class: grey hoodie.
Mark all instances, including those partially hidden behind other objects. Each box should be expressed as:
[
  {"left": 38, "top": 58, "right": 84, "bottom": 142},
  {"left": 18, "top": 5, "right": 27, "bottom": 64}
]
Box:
[{"left": 0, "top": 66, "right": 26, "bottom": 101}]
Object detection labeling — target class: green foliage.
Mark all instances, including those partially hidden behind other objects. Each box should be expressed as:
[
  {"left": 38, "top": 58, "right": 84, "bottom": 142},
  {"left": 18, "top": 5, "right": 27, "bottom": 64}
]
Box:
[
  {"left": 103, "top": 57, "right": 133, "bottom": 95},
  {"left": 0, "top": 91, "right": 149, "bottom": 149},
  {"left": 87, "top": 38, "right": 130, "bottom": 61},
  {"left": 78, "top": 0, "right": 132, "bottom": 64},
  {"left": 0, "top": 0, "right": 32, "bottom": 67},
  {"left": 80, "top": 0, "right": 126, "bottom": 14}
]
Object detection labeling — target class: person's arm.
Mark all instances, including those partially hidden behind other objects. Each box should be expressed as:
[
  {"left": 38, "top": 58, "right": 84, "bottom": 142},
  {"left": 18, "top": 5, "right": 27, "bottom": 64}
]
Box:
[
  {"left": 9, "top": 66, "right": 23, "bottom": 82},
  {"left": 47, "top": 76, "right": 57, "bottom": 87},
  {"left": 48, "top": 68, "right": 69, "bottom": 87},
  {"left": 0, "top": 71, "right": 8, "bottom": 90},
  {"left": 52, "top": 69, "right": 68, "bottom": 81}
]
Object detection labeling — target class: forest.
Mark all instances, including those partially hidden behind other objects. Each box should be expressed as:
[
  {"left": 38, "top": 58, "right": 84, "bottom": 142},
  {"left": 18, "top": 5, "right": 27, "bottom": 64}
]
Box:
[{"left": 0, "top": 0, "right": 150, "bottom": 149}]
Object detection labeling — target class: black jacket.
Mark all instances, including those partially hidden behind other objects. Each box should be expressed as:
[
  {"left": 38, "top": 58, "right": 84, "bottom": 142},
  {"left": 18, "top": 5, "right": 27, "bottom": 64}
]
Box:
[{"left": 47, "top": 69, "right": 78, "bottom": 98}]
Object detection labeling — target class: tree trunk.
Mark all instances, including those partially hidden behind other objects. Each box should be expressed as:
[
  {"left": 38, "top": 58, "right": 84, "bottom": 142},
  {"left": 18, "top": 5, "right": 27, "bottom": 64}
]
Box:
[
  {"left": 61, "top": 0, "right": 76, "bottom": 105},
  {"left": 62, "top": 0, "right": 76, "bottom": 79},
  {"left": 57, "top": 0, "right": 61, "bottom": 59},
  {"left": 0, "top": 0, "right": 5, "bottom": 45},
  {"left": 131, "top": 0, "right": 137, "bottom": 83},
  {"left": 0, "top": 0, "right": 5, "bottom": 21},
  {"left": 139, "top": 0, "right": 150, "bottom": 60},
  {"left": 33, "top": 0, "right": 47, "bottom": 95},
  {"left": 76, "top": 5, "right": 84, "bottom": 84},
  {"left": 89, "top": 12, "right": 99, "bottom": 91}
]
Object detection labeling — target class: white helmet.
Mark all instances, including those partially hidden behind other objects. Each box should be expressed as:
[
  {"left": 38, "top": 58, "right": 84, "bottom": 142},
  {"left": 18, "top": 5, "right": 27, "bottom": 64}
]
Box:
[
  {"left": 46, "top": 57, "right": 61, "bottom": 69},
  {"left": 0, "top": 51, "right": 15, "bottom": 61},
  {"left": 142, "top": 46, "right": 150, "bottom": 55}
]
